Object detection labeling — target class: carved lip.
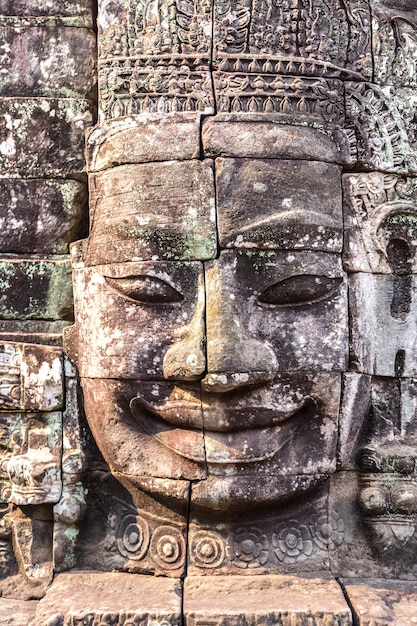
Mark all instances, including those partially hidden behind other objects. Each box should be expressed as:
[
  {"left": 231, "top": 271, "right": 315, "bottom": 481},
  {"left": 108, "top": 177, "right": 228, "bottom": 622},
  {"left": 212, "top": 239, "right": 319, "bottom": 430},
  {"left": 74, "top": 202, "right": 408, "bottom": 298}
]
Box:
[
  {"left": 130, "top": 393, "right": 316, "bottom": 432},
  {"left": 129, "top": 394, "right": 316, "bottom": 464}
]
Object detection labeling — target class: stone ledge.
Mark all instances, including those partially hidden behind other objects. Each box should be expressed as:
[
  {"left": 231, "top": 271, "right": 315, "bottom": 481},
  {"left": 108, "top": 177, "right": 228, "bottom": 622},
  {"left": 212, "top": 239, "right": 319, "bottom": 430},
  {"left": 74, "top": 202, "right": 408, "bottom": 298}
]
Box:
[
  {"left": 184, "top": 574, "right": 353, "bottom": 626},
  {"left": 31, "top": 571, "right": 182, "bottom": 626},
  {"left": 343, "top": 578, "right": 417, "bottom": 626},
  {"left": 0, "top": 598, "right": 38, "bottom": 625}
]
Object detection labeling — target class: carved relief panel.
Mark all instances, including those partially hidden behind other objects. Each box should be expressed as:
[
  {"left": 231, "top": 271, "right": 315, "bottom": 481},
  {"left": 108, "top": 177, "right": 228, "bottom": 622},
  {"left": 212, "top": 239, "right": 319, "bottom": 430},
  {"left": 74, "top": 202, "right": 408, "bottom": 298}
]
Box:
[{"left": 98, "top": 0, "right": 214, "bottom": 118}]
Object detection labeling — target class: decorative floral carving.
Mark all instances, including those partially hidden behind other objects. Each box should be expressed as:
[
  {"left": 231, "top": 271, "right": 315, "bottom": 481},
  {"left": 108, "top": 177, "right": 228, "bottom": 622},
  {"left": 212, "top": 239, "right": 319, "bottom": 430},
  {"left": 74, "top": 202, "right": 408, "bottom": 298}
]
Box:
[
  {"left": 190, "top": 530, "right": 225, "bottom": 568},
  {"left": 214, "top": 73, "right": 344, "bottom": 123},
  {"left": 149, "top": 525, "right": 185, "bottom": 570},
  {"left": 272, "top": 520, "right": 313, "bottom": 564},
  {"left": 116, "top": 515, "right": 150, "bottom": 560},
  {"left": 226, "top": 527, "right": 269, "bottom": 568},
  {"left": 345, "top": 81, "right": 417, "bottom": 174},
  {"left": 309, "top": 510, "right": 345, "bottom": 551}
]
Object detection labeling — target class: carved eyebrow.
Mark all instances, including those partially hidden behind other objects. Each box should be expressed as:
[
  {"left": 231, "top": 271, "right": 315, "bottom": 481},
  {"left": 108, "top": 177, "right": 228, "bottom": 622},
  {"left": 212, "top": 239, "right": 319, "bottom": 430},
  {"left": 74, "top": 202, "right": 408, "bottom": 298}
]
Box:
[
  {"left": 225, "top": 210, "right": 340, "bottom": 245},
  {"left": 105, "top": 275, "right": 184, "bottom": 304},
  {"left": 236, "top": 211, "right": 337, "bottom": 232}
]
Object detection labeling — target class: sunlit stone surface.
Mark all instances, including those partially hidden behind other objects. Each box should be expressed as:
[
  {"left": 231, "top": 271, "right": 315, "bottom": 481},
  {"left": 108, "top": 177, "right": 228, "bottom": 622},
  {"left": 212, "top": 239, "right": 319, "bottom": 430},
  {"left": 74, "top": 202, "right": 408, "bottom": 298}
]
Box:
[{"left": 0, "top": 0, "right": 416, "bottom": 622}]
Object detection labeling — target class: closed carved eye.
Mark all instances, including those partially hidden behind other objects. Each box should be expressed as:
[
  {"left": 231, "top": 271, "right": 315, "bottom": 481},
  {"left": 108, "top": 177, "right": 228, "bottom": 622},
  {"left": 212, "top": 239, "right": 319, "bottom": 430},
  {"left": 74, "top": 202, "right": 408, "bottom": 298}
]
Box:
[
  {"left": 258, "top": 275, "right": 342, "bottom": 306},
  {"left": 105, "top": 275, "right": 184, "bottom": 304}
]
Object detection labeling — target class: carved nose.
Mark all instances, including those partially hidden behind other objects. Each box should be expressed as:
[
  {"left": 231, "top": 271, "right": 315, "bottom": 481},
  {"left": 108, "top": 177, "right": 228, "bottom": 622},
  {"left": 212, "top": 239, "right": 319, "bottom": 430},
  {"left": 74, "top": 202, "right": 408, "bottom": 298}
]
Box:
[
  {"left": 163, "top": 336, "right": 206, "bottom": 381},
  {"left": 201, "top": 263, "right": 278, "bottom": 393},
  {"left": 201, "top": 335, "right": 278, "bottom": 392},
  {"left": 163, "top": 276, "right": 206, "bottom": 381}
]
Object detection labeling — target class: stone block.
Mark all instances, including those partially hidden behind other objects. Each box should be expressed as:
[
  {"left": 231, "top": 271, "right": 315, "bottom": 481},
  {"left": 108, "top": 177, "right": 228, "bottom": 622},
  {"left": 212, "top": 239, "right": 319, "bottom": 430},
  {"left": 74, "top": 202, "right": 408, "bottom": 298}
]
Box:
[
  {"left": 0, "top": 411, "right": 62, "bottom": 505},
  {"left": 0, "top": 98, "right": 94, "bottom": 176},
  {"left": 201, "top": 373, "right": 340, "bottom": 485},
  {"left": 0, "top": 258, "right": 73, "bottom": 321},
  {"left": 399, "top": 377, "right": 417, "bottom": 440},
  {"left": 32, "top": 571, "right": 182, "bottom": 626},
  {"left": 339, "top": 374, "right": 417, "bottom": 469},
  {"left": 9, "top": 512, "right": 53, "bottom": 585},
  {"left": 212, "top": 0, "right": 372, "bottom": 79},
  {"left": 342, "top": 172, "right": 417, "bottom": 273},
  {"left": 0, "top": 342, "right": 63, "bottom": 411},
  {"left": 79, "top": 378, "right": 206, "bottom": 483},
  {"left": 204, "top": 250, "right": 348, "bottom": 377},
  {"left": 0, "top": 320, "right": 70, "bottom": 347},
  {"left": 61, "top": 358, "right": 85, "bottom": 472},
  {"left": 343, "top": 579, "right": 417, "bottom": 625},
  {"left": 202, "top": 116, "right": 353, "bottom": 164},
  {"left": 345, "top": 81, "right": 417, "bottom": 176},
  {"left": 87, "top": 114, "right": 201, "bottom": 171},
  {"left": 0, "top": 599, "right": 38, "bottom": 625},
  {"left": 215, "top": 159, "right": 343, "bottom": 252},
  {"left": 0, "top": 179, "right": 87, "bottom": 254},
  {"left": 61, "top": 471, "right": 189, "bottom": 576},
  {"left": 69, "top": 260, "right": 205, "bottom": 379},
  {"left": 184, "top": 574, "right": 352, "bottom": 626},
  {"left": 198, "top": 374, "right": 341, "bottom": 512},
  {"left": 85, "top": 160, "right": 216, "bottom": 265},
  {"left": 53, "top": 358, "right": 90, "bottom": 572},
  {"left": 0, "top": 0, "right": 93, "bottom": 19},
  {"left": 191, "top": 473, "right": 330, "bottom": 515},
  {"left": 188, "top": 486, "right": 342, "bottom": 575},
  {"left": 329, "top": 471, "right": 417, "bottom": 579},
  {"left": 372, "top": 5, "right": 417, "bottom": 88},
  {"left": 349, "top": 272, "right": 417, "bottom": 376},
  {"left": 338, "top": 373, "right": 371, "bottom": 470},
  {"left": 0, "top": 27, "right": 96, "bottom": 98},
  {"left": 213, "top": 73, "right": 345, "bottom": 125},
  {"left": 97, "top": 0, "right": 214, "bottom": 118}
]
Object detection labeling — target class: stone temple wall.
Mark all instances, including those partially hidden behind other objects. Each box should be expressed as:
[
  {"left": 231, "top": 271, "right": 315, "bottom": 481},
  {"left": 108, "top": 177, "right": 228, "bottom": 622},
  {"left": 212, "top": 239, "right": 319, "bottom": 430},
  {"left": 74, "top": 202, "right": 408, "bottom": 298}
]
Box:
[{"left": 0, "top": 1, "right": 417, "bottom": 624}]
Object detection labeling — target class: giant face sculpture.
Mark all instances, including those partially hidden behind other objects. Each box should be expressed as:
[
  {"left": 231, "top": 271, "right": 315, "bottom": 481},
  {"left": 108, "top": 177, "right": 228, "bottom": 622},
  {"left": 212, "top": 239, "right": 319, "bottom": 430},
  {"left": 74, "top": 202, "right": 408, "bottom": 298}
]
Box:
[
  {"left": 66, "top": 130, "right": 348, "bottom": 510},
  {"left": 63, "top": 0, "right": 417, "bottom": 581}
]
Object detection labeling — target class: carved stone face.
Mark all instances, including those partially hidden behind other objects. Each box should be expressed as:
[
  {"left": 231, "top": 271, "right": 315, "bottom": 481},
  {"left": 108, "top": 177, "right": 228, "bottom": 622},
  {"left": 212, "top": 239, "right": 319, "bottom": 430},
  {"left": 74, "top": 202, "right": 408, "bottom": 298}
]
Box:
[{"left": 68, "top": 142, "right": 348, "bottom": 510}]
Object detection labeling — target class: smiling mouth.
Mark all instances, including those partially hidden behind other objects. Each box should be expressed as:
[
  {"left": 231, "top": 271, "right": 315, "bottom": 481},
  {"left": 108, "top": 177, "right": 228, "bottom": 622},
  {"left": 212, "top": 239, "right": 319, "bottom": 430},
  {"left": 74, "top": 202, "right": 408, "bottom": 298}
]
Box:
[
  {"left": 130, "top": 391, "right": 317, "bottom": 431},
  {"left": 129, "top": 394, "right": 317, "bottom": 464}
]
